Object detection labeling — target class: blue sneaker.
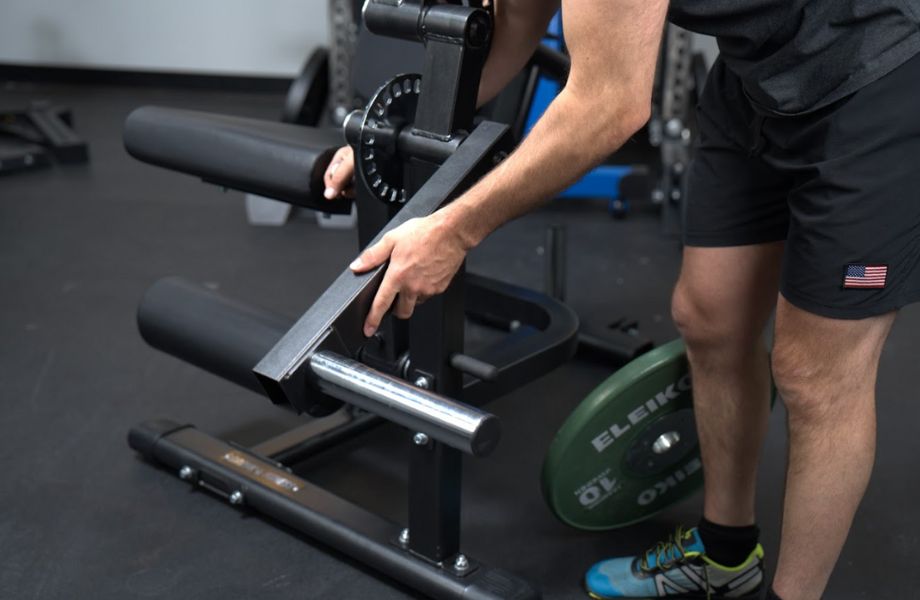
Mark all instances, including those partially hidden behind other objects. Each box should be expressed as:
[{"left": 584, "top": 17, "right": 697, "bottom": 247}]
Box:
[{"left": 585, "top": 526, "right": 764, "bottom": 599}]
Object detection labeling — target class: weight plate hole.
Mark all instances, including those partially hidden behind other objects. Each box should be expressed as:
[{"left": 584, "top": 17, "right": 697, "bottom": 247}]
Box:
[{"left": 652, "top": 431, "right": 681, "bottom": 455}]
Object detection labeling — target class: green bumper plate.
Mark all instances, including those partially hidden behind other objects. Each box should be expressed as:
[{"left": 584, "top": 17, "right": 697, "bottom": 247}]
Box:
[{"left": 542, "top": 339, "right": 702, "bottom": 530}]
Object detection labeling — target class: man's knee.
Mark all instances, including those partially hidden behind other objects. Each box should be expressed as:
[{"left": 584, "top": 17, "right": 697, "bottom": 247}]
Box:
[
  {"left": 772, "top": 299, "right": 894, "bottom": 424},
  {"left": 772, "top": 334, "right": 876, "bottom": 425},
  {"left": 770, "top": 341, "right": 835, "bottom": 424},
  {"left": 671, "top": 280, "right": 750, "bottom": 350}
]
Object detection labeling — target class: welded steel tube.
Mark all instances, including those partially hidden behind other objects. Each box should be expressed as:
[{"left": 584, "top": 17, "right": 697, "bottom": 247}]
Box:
[{"left": 309, "top": 351, "right": 501, "bottom": 457}]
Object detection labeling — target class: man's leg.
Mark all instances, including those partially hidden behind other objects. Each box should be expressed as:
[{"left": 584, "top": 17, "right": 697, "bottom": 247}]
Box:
[
  {"left": 671, "top": 242, "right": 784, "bottom": 528},
  {"left": 770, "top": 296, "right": 895, "bottom": 600}
]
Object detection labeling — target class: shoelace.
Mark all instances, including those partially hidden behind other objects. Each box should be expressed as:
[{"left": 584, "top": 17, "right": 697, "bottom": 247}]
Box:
[
  {"left": 638, "top": 526, "right": 714, "bottom": 599},
  {"left": 639, "top": 526, "right": 691, "bottom": 572}
]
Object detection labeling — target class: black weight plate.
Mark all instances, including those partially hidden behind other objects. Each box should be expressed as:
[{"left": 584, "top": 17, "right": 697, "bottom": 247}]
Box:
[{"left": 282, "top": 48, "right": 330, "bottom": 126}]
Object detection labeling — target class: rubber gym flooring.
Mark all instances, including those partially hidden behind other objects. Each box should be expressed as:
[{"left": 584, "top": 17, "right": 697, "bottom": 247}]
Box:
[{"left": 1, "top": 81, "right": 918, "bottom": 600}]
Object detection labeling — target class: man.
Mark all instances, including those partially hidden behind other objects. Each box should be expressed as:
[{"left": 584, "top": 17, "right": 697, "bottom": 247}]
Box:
[{"left": 323, "top": 1, "right": 920, "bottom": 598}]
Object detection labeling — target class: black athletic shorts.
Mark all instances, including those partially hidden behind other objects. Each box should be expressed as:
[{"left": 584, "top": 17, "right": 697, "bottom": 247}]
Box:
[{"left": 684, "top": 51, "right": 920, "bottom": 319}]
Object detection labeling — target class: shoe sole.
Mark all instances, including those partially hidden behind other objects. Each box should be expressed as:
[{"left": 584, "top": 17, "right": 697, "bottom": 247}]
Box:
[{"left": 586, "top": 589, "right": 763, "bottom": 600}]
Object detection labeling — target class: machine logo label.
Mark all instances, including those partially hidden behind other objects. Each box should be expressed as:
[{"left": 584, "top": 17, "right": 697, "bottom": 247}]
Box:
[{"left": 222, "top": 451, "right": 303, "bottom": 494}]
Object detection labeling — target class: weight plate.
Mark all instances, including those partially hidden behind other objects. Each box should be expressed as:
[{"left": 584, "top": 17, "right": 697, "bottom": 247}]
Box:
[
  {"left": 356, "top": 73, "right": 422, "bottom": 205},
  {"left": 543, "top": 339, "right": 776, "bottom": 530},
  {"left": 542, "top": 339, "right": 701, "bottom": 530}
]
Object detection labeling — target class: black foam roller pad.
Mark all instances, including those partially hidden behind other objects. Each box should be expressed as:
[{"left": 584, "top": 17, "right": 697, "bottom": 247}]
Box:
[
  {"left": 124, "top": 106, "right": 351, "bottom": 213},
  {"left": 137, "top": 277, "right": 294, "bottom": 397}
]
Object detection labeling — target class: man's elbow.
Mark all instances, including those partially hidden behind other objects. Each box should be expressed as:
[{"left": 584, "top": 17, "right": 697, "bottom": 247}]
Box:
[
  {"left": 596, "top": 99, "right": 651, "bottom": 152},
  {"left": 621, "top": 101, "right": 651, "bottom": 137}
]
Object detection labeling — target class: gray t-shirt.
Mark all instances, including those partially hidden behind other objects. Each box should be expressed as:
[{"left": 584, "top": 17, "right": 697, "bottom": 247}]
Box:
[{"left": 669, "top": 1, "right": 920, "bottom": 115}]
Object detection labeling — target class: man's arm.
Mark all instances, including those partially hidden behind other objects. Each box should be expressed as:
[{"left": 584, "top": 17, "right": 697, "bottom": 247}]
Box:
[
  {"left": 353, "top": 0, "right": 670, "bottom": 336},
  {"left": 324, "top": 0, "right": 560, "bottom": 199},
  {"left": 477, "top": 0, "right": 561, "bottom": 106}
]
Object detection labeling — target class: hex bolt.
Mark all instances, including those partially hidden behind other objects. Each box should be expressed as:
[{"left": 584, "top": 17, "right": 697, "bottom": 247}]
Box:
[
  {"left": 454, "top": 554, "right": 470, "bottom": 572},
  {"left": 413, "top": 432, "right": 430, "bottom": 446},
  {"left": 414, "top": 375, "right": 431, "bottom": 390},
  {"left": 665, "top": 118, "right": 683, "bottom": 138},
  {"left": 178, "top": 465, "right": 194, "bottom": 481},
  {"left": 398, "top": 528, "right": 410, "bottom": 546},
  {"left": 229, "top": 490, "right": 244, "bottom": 506}
]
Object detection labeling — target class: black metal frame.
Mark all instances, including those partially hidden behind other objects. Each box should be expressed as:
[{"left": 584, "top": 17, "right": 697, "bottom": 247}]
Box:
[{"left": 127, "top": 2, "right": 580, "bottom": 598}]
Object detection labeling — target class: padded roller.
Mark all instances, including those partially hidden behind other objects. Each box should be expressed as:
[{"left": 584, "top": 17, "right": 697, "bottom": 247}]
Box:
[
  {"left": 124, "top": 106, "right": 351, "bottom": 213},
  {"left": 138, "top": 277, "right": 294, "bottom": 397}
]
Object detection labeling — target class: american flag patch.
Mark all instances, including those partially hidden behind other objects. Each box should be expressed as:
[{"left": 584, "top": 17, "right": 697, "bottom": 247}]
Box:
[{"left": 843, "top": 264, "right": 888, "bottom": 289}]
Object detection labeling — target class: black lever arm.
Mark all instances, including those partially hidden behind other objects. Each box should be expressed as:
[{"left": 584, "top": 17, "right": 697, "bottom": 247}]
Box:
[{"left": 253, "top": 120, "right": 512, "bottom": 416}]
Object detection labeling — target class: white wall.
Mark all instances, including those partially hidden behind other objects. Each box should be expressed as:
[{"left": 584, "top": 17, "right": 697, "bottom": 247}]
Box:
[{"left": 0, "top": 0, "right": 328, "bottom": 77}]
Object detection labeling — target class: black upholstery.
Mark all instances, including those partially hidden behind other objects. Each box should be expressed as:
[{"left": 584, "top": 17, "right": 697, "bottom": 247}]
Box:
[{"left": 123, "top": 106, "right": 351, "bottom": 213}]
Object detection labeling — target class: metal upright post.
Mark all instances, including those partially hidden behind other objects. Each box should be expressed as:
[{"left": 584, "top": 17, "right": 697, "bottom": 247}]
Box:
[
  {"left": 406, "top": 272, "right": 467, "bottom": 562},
  {"left": 393, "top": 3, "right": 490, "bottom": 562}
]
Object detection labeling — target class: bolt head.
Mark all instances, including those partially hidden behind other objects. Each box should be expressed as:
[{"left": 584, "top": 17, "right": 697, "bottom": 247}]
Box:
[
  {"left": 229, "top": 490, "right": 244, "bottom": 506},
  {"left": 454, "top": 554, "right": 470, "bottom": 571},
  {"left": 413, "top": 432, "right": 430, "bottom": 446},
  {"left": 414, "top": 376, "right": 431, "bottom": 389},
  {"left": 665, "top": 118, "right": 683, "bottom": 137},
  {"left": 398, "top": 528, "right": 410, "bottom": 545},
  {"left": 178, "top": 466, "right": 194, "bottom": 480}
]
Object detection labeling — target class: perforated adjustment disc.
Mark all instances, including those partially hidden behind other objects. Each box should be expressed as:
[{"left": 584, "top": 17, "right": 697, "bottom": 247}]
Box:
[{"left": 357, "top": 74, "right": 422, "bottom": 205}]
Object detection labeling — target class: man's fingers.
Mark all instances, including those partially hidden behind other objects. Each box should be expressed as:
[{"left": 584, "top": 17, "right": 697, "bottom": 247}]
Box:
[
  {"left": 324, "top": 148, "right": 354, "bottom": 199},
  {"left": 392, "top": 293, "right": 418, "bottom": 320},
  {"left": 364, "top": 275, "right": 400, "bottom": 337},
  {"left": 350, "top": 235, "right": 395, "bottom": 273},
  {"left": 323, "top": 149, "right": 346, "bottom": 187}
]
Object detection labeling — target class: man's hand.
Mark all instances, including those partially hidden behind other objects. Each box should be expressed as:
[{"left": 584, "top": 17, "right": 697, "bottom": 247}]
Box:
[
  {"left": 323, "top": 146, "right": 355, "bottom": 200},
  {"left": 350, "top": 212, "right": 470, "bottom": 337}
]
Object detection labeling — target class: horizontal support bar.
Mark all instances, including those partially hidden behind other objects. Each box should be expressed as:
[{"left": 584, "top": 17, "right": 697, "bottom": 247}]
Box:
[
  {"left": 127, "top": 420, "right": 540, "bottom": 600},
  {"left": 310, "top": 351, "right": 500, "bottom": 457},
  {"left": 363, "top": 2, "right": 488, "bottom": 46},
  {"left": 343, "top": 110, "right": 463, "bottom": 165}
]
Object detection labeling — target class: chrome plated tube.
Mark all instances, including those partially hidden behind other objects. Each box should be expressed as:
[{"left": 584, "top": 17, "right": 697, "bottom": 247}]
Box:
[{"left": 309, "top": 351, "right": 501, "bottom": 457}]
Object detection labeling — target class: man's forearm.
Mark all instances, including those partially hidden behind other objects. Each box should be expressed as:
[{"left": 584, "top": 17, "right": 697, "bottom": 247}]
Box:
[
  {"left": 442, "top": 86, "right": 648, "bottom": 248},
  {"left": 353, "top": 0, "right": 667, "bottom": 332}
]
